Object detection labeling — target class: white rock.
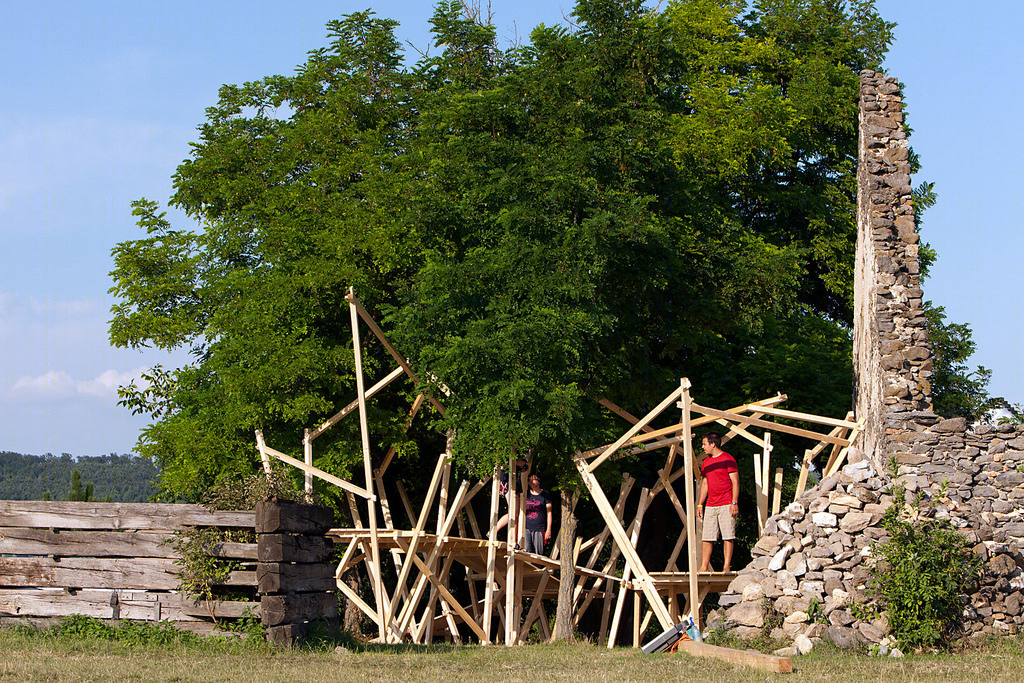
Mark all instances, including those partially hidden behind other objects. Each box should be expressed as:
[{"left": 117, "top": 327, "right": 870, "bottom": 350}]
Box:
[
  {"left": 742, "top": 583, "right": 765, "bottom": 602},
  {"left": 769, "top": 545, "right": 794, "bottom": 571},
  {"left": 890, "top": 647, "right": 904, "bottom": 658},
  {"left": 784, "top": 611, "right": 809, "bottom": 624},
  {"left": 778, "top": 518, "right": 793, "bottom": 535},
  {"left": 785, "top": 502, "right": 805, "bottom": 520},
  {"left": 831, "top": 589, "right": 851, "bottom": 606},
  {"left": 776, "top": 569, "right": 798, "bottom": 591},
  {"left": 794, "top": 634, "right": 814, "bottom": 655},
  {"left": 811, "top": 512, "right": 838, "bottom": 527}
]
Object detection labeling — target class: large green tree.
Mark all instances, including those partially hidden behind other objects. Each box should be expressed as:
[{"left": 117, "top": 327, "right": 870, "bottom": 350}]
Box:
[{"left": 110, "top": 0, "right": 892, "bottom": 504}]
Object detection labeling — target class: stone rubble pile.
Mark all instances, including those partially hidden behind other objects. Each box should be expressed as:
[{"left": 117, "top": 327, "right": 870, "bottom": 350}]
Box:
[{"left": 709, "top": 452, "right": 1024, "bottom": 652}]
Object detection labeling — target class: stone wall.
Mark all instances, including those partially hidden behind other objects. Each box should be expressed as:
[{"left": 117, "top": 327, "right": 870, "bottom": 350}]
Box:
[{"left": 713, "top": 71, "right": 1024, "bottom": 653}]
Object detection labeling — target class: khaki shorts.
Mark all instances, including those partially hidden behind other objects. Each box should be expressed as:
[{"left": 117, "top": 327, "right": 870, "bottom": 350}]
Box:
[{"left": 701, "top": 504, "right": 736, "bottom": 541}]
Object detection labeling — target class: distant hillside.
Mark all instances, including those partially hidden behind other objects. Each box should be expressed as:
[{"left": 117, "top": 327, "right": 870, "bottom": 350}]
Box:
[{"left": 0, "top": 451, "right": 159, "bottom": 502}]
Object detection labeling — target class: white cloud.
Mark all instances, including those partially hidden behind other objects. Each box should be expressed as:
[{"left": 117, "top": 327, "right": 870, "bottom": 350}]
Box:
[
  {"left": 9, "top": 370, "right": 75, "bottom": 399},
  {"left": 7, "top": 366, "right": 150, "bottom": 401},
  {"left": 76, "top": 367, "right": 149, "bottom": 398},
  {"left": 27, "top": 295, "right": 101, "bottom": 317}
]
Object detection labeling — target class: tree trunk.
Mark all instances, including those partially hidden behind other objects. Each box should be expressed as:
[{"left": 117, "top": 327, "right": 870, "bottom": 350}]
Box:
[
  {"left": 342, "top": 568, "right": 363, "bottom": 634},
  {"left": 552, "top": 488, "right": 578, "bottom": 641}
]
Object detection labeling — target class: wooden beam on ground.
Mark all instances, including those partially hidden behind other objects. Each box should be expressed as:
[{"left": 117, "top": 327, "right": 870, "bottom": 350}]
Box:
[
  {"left": 308, "top": 366, "right": 406, "bottom": 441},
  {"left": 674, "top": 640, "right": 793, "bottom": 674}
]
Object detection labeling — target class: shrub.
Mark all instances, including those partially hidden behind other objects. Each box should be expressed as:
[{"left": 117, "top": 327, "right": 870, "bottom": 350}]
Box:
[{"left": 870, "top": 486, "right": 981, "bottom": 648}]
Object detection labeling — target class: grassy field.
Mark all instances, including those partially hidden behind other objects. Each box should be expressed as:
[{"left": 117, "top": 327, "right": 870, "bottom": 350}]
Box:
[{"left": 4, "top": 626, "right": 1024, "bottom": 682}]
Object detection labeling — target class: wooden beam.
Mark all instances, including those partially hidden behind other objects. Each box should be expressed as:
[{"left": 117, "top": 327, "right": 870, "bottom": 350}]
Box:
[
  {"left": 346, "top": 291, "right": 446, "bottom": 416},
  {"left": 690, "top": 403, "right": 851, "bottom": 447},
  {"left": 772, "top": 467, "right": 783, "bottom": 517},
  {"left": 674, "top": 641, "right": 793, "bottom": 673},
  {"left": 575, "top": 462, "right": 673, "bottom": 630},
  {"left": 595, "top": 398, "right": 655, "bottom": 433},
  {"left": 308, "top": 366, "right": 406, "bottom": 441},
  {"left": 255, "top": 440, "right": 372, "bottom": 500},
  {"left": 586, "top": 386, "right": 685, "bottom": 472},
  {"left": 483, "top": 472, "right": 500, "bottom": 644},
  {"left": 749, "top": 405, "right": 858, "bottom": 430},
  {"left": 385, "top": 452, "right": 447, "bottom": 638},
  {"left": 681, "top": 378, "right": 700, "bottom": 628}
]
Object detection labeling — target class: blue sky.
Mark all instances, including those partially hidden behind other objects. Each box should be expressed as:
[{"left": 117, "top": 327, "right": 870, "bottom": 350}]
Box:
[{"left": 0, "top": 1, "right": 1019, "bottom": 456}]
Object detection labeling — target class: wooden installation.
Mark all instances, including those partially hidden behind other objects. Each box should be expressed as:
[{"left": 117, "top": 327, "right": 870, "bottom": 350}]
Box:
[{"left": 252, "top": 289, "right": 864, "bottom": 647}]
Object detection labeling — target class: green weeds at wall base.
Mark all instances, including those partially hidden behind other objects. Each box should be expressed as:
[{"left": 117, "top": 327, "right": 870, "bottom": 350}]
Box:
[{"left": 870, "top": 485, "right": 982, "bottom": 648}]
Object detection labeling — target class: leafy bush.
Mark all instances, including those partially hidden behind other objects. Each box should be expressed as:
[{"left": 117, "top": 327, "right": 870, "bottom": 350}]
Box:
[{"left": 870, "top": 486, "right": 981, "bottom": 648}]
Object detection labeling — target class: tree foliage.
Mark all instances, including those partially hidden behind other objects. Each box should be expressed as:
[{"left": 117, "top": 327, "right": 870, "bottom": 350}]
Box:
[{"left": 110, "top": 0, "right": 895, "bottom": 499}]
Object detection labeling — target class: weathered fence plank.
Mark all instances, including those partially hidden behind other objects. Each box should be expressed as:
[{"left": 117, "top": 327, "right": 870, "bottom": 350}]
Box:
[
  {"left": 0, "top": 556, "right": 254, "bottom": 590},
  {"left": 0, "top": 528, "right": 257, "bottom": 560},
  {"left": 0, "top": 589, "right": 258, "bottom": 622},
  {"left": 256, "top": 533, "right": 332, "bottom": 564},
  {"left": 0, "top": 502, "right": 254, "bottom": 530}
]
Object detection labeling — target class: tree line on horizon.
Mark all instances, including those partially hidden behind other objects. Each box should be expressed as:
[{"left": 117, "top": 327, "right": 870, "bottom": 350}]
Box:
[{"left": 0, "top": 452, "right": 158, "bottom": 502}]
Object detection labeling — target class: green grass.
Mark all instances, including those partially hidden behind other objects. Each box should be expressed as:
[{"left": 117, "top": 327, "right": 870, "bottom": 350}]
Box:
[{"left": 4, "top": 622, "right": 1024, "bottom": 682}]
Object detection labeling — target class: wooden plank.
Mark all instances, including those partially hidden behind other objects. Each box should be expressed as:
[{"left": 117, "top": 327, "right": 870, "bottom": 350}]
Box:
[
  {"left": 347, "top": 292, "right": 446, "bottom": 416},
  {"left": 256, "top": 561, "right": 335, "bottom": 594},
  {"left": 260, "top": 593, "right": 337, "bottom": 627},
  {"left": 257, "top": 534, "right": 331, "bottom": 564},
  {"left": 404, "top": 548, "right": 489, "bottom": 643},
  {"left": 795, "top": 450, "right": 813, "bottom": 501},
  {"left": 0, "top": 502, "right": 253, "bottom": 531},
  {"left": 384, "top": 453, "right": 447, "bottom": 639},
  {"left": 303, "top": 429, "right": 313, "bottom": 494},
  {"left": 0, "top": 589, "right": 257, "bottom": 623},
  {"left": 0, "top": 528, "right": 177, "bottom": 558},
  {"left": 749, "top": 405, "right": 858, "bottom": 430},
  {"left": 595, "top": 398, "right": 655, "bottom": 433},
  {"left": 587, "top": 386, "right": 684, "bottom": 472},
  {"left": 256, "top": 442, "right": 372, "bottom": 500},
  {"left": 307, "top": 366, "right": 406, "bottom": 441},
  {"left": 0, "top": 556, "right": 254, "bottom": 591},
  {"left": 690, "top": 403, "right": 851, "bottom": 447},
  {"left": 483, "top": 470, "right": 501, "bottom": 644},
  {"left": 674, "top": 640, "right": 793, "bottom": 673},
  {"left": 607, "top": 488, "right": 651, "bottom": 648},
  {"left": 576, "top": 395, "right": 789, "bottom": 461}
]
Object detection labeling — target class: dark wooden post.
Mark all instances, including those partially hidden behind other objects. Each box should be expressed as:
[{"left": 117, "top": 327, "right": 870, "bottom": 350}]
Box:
[{"left": 256, "top": 500, "right": 337, "bottom": 647}]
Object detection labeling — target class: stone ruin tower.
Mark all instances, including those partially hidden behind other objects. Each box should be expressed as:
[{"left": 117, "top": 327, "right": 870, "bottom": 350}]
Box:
[{"left": 714, "top": 71, "right": 1024, "bottom": 650}]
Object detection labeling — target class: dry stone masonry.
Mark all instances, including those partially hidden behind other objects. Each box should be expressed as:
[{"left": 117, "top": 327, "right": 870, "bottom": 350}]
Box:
[{"left": 712, "top": 71, "right": 1024, "bottom": 652}]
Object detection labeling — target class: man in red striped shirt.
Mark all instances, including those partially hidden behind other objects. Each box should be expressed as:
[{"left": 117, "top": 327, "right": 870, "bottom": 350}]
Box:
[{"left": 696, "top": 432, "right": 739, "bottom": 572}]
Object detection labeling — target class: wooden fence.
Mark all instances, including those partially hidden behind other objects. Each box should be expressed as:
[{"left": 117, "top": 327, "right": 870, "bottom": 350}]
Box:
[{"left": 0, "top": 501, "right": 259, "bottom": 634}]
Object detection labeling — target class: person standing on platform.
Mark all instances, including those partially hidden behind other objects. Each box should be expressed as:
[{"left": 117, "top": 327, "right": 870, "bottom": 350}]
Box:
[
  {"left": 696, "top": 432, "right": 739, "bottom": 572},
  {"left": 522, "top": 474, "right": 552, "bottom": 554}
]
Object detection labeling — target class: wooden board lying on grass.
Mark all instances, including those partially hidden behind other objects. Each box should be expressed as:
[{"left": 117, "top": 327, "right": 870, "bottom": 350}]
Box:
[
  {"left": 674, "top": 640, "right": 793, "bottom": 673},
  {"left": 0, "top": 589, "right": 258, "bottom": 622}
]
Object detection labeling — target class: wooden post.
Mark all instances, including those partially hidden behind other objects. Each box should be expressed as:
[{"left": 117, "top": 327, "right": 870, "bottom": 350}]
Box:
[
  {"left": 483, "top": 471, "right": 500, "bottom": 644},
  {"left": 303, "top": 429, "right": 312, "bottom": 495},
  {"left": 772, "top": 467, "right": 783, "bottom": 517},
  {"left": 607, "top": 487, "right": 650, "bottom": 648},
  {"left": 505, "top": 457, "right": 519, "bottom": 646},
  {"left": 255, "top": 430, "right": 273, "bottom": 477},
  {"left": 349, "top": 288, "right": 385, "bottom": 640},
  {"left": 680, "top": 378, "right": 700, "bottom": 628}
]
